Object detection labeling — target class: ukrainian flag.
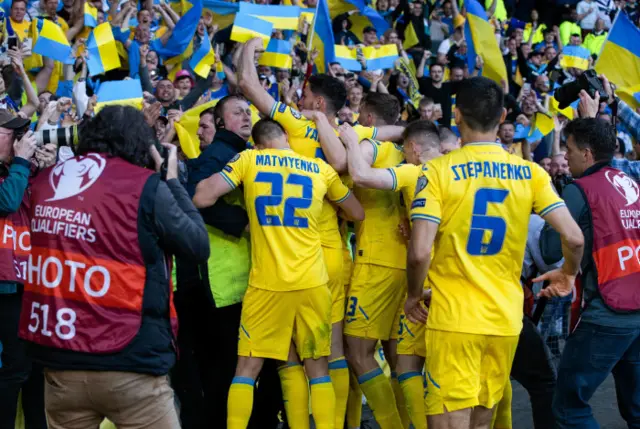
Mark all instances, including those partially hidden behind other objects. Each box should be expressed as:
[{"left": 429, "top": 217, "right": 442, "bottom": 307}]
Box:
[
  {"left": 95, "top": 80, "right": 143, "bottom": 112},
  {"left": 151, "top": 0, "right": 202, "bottom": 58},
  {"left": 402, "top": 21, "right": 420, "bottom": 50},
  {"left": 33, "top": 18, "right": 73, "bottom": 64},
  {"left": 239, "top": 3, "right": 301, "bottom": 30},
  {"left": 363, "top": 44, "right": 398, "bottom": 70},
  {"left": 203, "top": 0, "right": 238, "bottom": 30},
  {"left": 560, "top": 45, "right": 590, "bottom": 70},
  {"left": 617, "top": 84, "right": 640, "bottom": 110},
  {"left": 595, "top": 12, "right": 640, "bottom": 88},
  {"left": 86, "top": 22, "right": 121, "bottom": 76},
  {"left": 259, "top": 39, "right": 292, "bottom": 69},
  {"left": 463, "top": 0, "right": 507, "bottom": 86},
  {"left": 190, "top": 29, "right": 215, "bottom": 78},
  {"left": 343, "top": 0, "right": 388, "bottom": 37},
  {"left": 549, "top": 96, "right": 577, "bottom": 120},
  {"left": 312, "top": 0, "right": 335, "bottom": 73},
  {"left": 301, "top": 7, "right": 315, "bottom": 26},
  {"left": 230, "top": 14, "right": 273, "bottom": 49},
  {"left": 527, "top": 112, "right": 554, "bottom": 143},
  {"left": 84, "top": 3, "right": 98, "bottom": 28},
  {"left": 334, "top": 45, "right": 361, "bottom": 71}
]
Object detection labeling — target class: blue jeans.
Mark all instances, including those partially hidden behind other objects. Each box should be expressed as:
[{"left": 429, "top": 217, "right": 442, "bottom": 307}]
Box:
[{"left": 553, "top": 322, "right": 640, "bottom": 429}]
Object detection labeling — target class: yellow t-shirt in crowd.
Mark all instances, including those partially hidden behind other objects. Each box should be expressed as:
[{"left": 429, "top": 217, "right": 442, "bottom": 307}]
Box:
[
  {"left": 220, "top": 148, "right": 351, "bottom": 292},
  {"left": 10, "top": 18, "right": 29, "bottom": 40},
  {"left": 353, "top": 140, "right": 406, "bottom": 269},
  {"left": 270, "top": 101, "right": 377, "bottom": 248},
  {"left": 410, "top": 142, "right": 564, "bottom": 336}
]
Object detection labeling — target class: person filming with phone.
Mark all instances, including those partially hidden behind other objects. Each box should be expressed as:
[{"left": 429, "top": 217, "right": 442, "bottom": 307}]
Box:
[{"left": 17, "top": 105, "right": 209, "bottom": 428}]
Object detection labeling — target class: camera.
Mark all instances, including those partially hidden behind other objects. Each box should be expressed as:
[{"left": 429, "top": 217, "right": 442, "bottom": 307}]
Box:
[
  {"left": 34, "top": 126, "right": 79, "bottom": 147},
  {"left": 554, "top": 69, "right": 609, "bottom": 109},
  {"left": 553, "top": 173, "right": 573, "bottom": 195}
]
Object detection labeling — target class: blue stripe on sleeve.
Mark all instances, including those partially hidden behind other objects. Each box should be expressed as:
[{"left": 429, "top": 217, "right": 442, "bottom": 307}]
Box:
[
  {"left": 538, "top": 201, "right": 566, "bottom": 217},
  {"left": 219, "top": 171, "right": 237, "bottom": 189},
  {"left": 410, "top": 214, "right": 441, "bottom": 224}
]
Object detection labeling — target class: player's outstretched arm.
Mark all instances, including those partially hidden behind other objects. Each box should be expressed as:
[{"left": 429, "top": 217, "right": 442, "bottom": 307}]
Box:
[
  {"left": 373, "top": 125, "right": 405, "bottom": 142},
  {"left": 405, "top": 220, "right": 436, "bottom": 324},
  {"left": 192, "top": 173, "right": 234, "bottom": 209},
  {"left": 238, "top": 38, "right": 277, "bottom": 117},
  {"left": 534, "top": 206, "right": 584, "bottom": 298},
  {"left": 303, "top": 110, "right": 348, "bottom": 173},
  {"left": 335, "top": 193, "right": 365, "bottom": 221},
  {"left": 339, "top": 124, "right": 395, "bottom": 190}
]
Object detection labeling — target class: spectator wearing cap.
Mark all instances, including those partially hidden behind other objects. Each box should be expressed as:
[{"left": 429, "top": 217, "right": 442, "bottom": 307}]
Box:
[
  {"left": 0, "top": 109, "right": 45, "bottom": 428},
  {"left": 174, "top": 69, "right": 195, "bottom": 99},
  {"left": 362, "top": 26, "right": 379, "bottom": 46},
  {"left": 333, "top": 10, "right": 361, "bottom": 46}
]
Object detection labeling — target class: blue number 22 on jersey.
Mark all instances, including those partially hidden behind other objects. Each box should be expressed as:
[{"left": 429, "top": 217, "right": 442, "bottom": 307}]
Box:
[
  {"left": 254, "top": 172, "right": 313, "bottom": 228},
  {"left": 466, "top": 188, "right": 509, "bottom": 256}
]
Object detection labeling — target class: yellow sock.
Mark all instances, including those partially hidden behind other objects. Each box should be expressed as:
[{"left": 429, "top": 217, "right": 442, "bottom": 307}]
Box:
[
  {"left": 358, "top": 368, "right": 402, "bottom": 429},
  {"left": 398, "top": 371, "right": 427, "bottom": 429},
  {"left": 346, "top": 370, "right": 363, "bottom": 429},
  {"left": 329, "top": 357, "right": 349, "bottom": 429},
  {"left": 391, "top": 372, "right": 411, "bottom": 428},
  {"left": 227, "top": 377, "right": 254, "bottom": 429},
  {"left": 310, "top": 376, "right": 336, "bottom": 429},
  {"left": 278, "top": 363, "right": 310, "bottom": 429}
]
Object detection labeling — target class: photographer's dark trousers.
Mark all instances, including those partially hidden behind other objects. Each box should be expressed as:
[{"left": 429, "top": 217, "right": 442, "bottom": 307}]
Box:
[
  {"left": 0, "top": 291, "right": 47, "bottom": 429},
  {"left": 553, "top": 322, "right": 640, "bottom": 429},
  {"left": 511, "top": 316, "right": 557, "bottom": 429}
]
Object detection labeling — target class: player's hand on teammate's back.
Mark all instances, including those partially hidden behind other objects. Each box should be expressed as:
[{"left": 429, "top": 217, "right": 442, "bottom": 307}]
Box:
[
  {"left": 338, "top": 123, "right": 359, "bottom": 147},
  {"left": 533, "top": 268, "right": 576, "bottom": 299},
  {"left": 405, "top": 296, "right": 428, "bottom": 324}
]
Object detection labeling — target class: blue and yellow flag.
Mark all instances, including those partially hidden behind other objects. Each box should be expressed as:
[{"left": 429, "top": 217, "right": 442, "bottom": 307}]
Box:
[
  {"left": 151, "top": 0, "right": 202, "bottom": 58},
  {"left": 363, "top": 45, "right": 398, "bottom": 70},
  {"left": 86, "top": 22, "right": 120, "bottom": 76},
  {"left": 95, "top": 80, "right": 143, "bottom": 112},
  {"left": 84, "top": 3, "right": 98, "bottom": 28},
  {"left": 203, "top": 0, "right": 238, "bottom": 30},
  {"left": 595, "top": 12, "right": 640, "bottom": 88},
  {"left": 527, "top": 112, "right": 554, "bottom": 143},
  {"left": 33, "top": 18, "right": 72, "bottom": 64},
  {"left": 239, "top": 3, "right": 300, "bottom": 30},
  {"left": 549, "top": 96, "right": 576, "bottom": 120},
  {"left": 259, "top": 39, "right": 292, "bottom": 69},
  {"left": 617, "top": 84, "right": 640, "bottom": 111},
  {"left": 560, "top": 45, "right": 590, "bottom": 70},
  {"left": 334, "top": 45, "right": 361, "bottom": 71},
  {"left": 402, "top": 22, "right": 420, "bottom": 50},
  {"left": 343, "top": 0, "right": 389, "bottom": 37},
  {"left": 463, "top": 0, "right": 507, "bottom": 86},
  {"left": 190, "top": 29, "right": 215, "bottom": 78},
  {"left": 312, "top": 0, "right": 335, "bottom": 73},
  {"left": 230, "top": 14, "right": 273, "bottom": 48}
]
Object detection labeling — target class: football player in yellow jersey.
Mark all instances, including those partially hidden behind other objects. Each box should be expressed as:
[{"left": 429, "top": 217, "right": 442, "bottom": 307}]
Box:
[
  {"left": 405, "top": 77, "right": 585, "bottom": 429},
  {"left": 193, "top": 119, "right": 364, "bottom": 429},
  {"left": 237, "top": 38, "right": 404, "bottom": 428},
  {"left": 341, "top": 120, "right": 444, "bottom": 429}
]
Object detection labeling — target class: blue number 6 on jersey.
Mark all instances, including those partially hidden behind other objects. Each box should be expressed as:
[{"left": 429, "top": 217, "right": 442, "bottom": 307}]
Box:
[{"left": 466, "top": 188, "right": 509, "bottom": 256}]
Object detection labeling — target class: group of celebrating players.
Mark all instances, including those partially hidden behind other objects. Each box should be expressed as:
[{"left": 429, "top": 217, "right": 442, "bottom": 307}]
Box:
[{"left": 192, "top": 37, "right": 585, "bottom": 429}]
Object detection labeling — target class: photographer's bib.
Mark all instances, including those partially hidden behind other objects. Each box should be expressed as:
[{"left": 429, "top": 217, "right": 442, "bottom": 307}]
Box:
[
  {"left": 0, "top": 175, "right": 31, "bottom": 284},
  {"left": 19, "top": 154, "right": 177, "bottom": 353},
  {"left": 571, "top": 167, "right": 640, "bottom": 329}
]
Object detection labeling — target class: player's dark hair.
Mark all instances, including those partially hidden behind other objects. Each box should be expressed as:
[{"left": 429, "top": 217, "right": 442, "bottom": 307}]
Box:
[
  {"left": 308, "top": 74, "right": 347, "bottom": 116},
  {"left": 564, "top": 117, "right": 616, "bottom": 162},
  {"left": 212, "top": 95, "right": 246, "bottom": 128},
  {"left": 456, "top": 77, "right": 504, "bottom": 132},
  {"left": 77, "top": 105, "right": 156, "bottom": 168},
  {"left": 438, "top": 126, "right": 457, "bottom": 144},
  {"left": 403, "top": 120, "right": 440, "bottom": 150},
  {"left": 252, "top": 118, "right": 286, "bottom": 146},
  {"left": 361, "top": 93, "right": 400, "bottom": 126}
]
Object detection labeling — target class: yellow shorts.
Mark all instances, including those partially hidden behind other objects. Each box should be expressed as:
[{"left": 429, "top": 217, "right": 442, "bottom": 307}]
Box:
[
  {"left": 341, "top": 245, "right": 353, "bottom": 288},
  {"left": 323, "top": 246, "right": 345, "bottom": 324},
  {"left": 394, "top": 304, "right": 427, "bottom": 357},
  {"left": 424, "top": 329, "right": 518, "bottom": 414},
  {"left": 344, "top": 264, "right": 406, "bottom": 341},
  {"left": 238, "top": 285, "right": 332, "bottom": 362}
]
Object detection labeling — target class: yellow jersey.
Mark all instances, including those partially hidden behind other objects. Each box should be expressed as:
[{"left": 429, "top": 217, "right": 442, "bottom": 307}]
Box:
[
  {"left": 10, "top": 18, "right": 29, "bottom": 41},
  {"left": 388, "top": 163, "right": 423, "bottom": 219},
  {"left": 220, "top": 148, "right": 351, "bottom": 292},
  {"left": 270, "top": 101, "right": 377, "bottom": 248},
  {"left": 410, "top": 142, "right": 564, "bottom": 336},
  {"left": 503, "top": 142, "right": 523, "bottom": 158},
  {"left": 353, "top": 140, "right": 406, "bottom": 269}
]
